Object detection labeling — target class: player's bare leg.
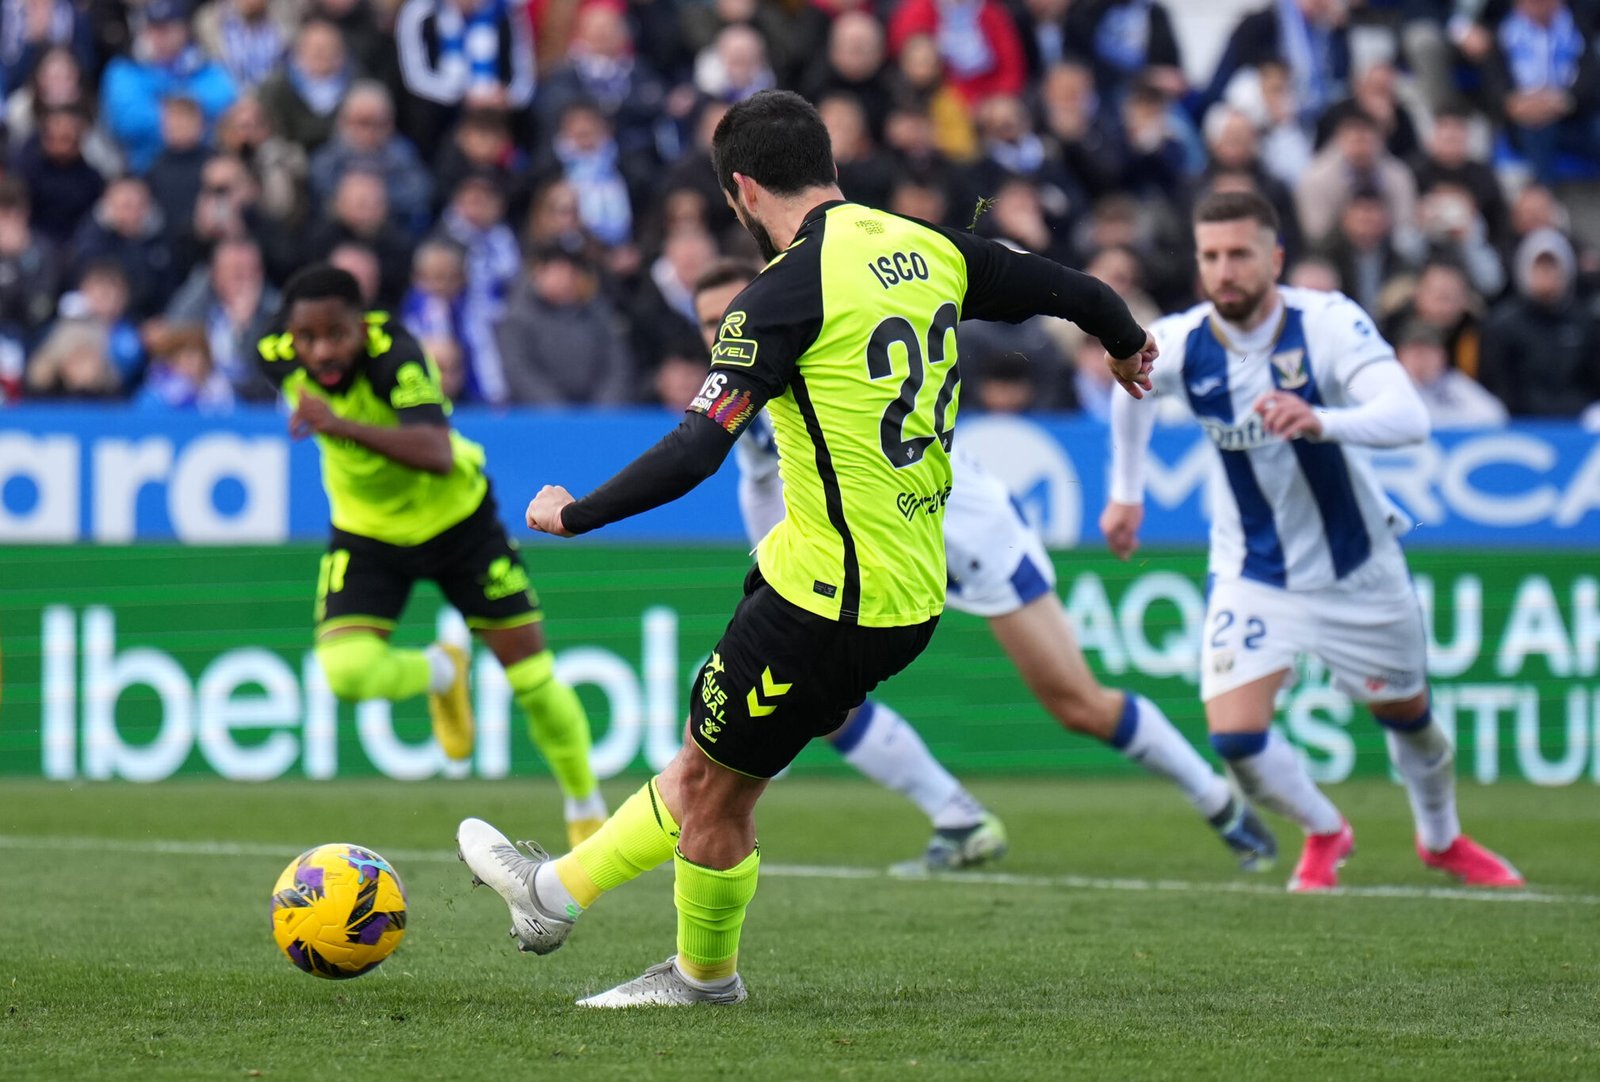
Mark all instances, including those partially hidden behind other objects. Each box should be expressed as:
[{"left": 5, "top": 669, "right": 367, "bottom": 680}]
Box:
[
  {"left": 824, "top": 705, "right": 1004, "bottom": 872},
  {"left": 990, "top": 595, "right": 1274, "bottom": 868},
  {"left": 314, "top": 624, "right": 472, "bottom": 759},
  {"left": 479, "top": 622, "right": 606, "bottom": 846},
  {"left": 1369, "top": 691, "right": 1522, "bottom": 887},
  {"left": 1205, "top": 670, "right": 1350, "bottom": 892}
]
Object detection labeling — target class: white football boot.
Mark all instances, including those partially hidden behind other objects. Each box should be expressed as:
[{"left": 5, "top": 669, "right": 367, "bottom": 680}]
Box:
[
  {"left": 456, "top": 817, "right": 574, "bottom": 955},
  {"left": 577, "top": 956, "right": 748, "bottom": 1008}
]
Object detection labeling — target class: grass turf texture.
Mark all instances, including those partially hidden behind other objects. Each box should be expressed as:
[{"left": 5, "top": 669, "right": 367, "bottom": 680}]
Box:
[{"left": 3, "top": 777, "right": 1597, "bottom": 1080}]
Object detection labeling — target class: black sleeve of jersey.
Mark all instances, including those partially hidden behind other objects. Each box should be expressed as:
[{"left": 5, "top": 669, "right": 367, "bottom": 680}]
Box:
[
  {"left": 560, "top": 412, "right": 737, "bottom": 535},
  {"left": 692, "top": 240, "right": 826, "bottom": 415},
  {"left": 363, "top": 322, "right": 449, "bottom": 426},
  {"left": 934, "top": 226, "right": 1148, "bottom": 359}
]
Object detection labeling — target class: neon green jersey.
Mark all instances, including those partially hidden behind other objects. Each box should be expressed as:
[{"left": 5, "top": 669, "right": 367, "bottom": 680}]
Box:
[{"left": 258, "top": 313, "right": 488, "bottom": 546}]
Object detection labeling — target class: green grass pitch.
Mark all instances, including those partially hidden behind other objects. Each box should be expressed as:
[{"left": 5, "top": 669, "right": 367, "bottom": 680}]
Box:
[{"left": 3, "top": 777, "right": 1597, "bottom": 1080}]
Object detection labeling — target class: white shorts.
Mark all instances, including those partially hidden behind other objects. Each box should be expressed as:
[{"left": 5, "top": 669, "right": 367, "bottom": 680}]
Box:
[
  {"left": 943, "top": 452, "right": 1055, "bottom": 618},
  {"left": 1200, "top": 556, "right": 1428, "bottom": 703}
]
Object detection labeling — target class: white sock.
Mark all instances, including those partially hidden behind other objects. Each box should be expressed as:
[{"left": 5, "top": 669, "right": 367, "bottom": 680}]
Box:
[
  {"left": 1114, "top": 694, "right": 1232, "bottom": 819},
  {"left": 1218, "top": 728, "right": 1343, "bottom": 835},
  {"left": 532, "top": 862, "right": 581, "bottom": 917},
  {"left": 564, "top": 791, "right": 609, "bottom": 822},
  {"left": 424, "top": 644, "right": 456, "bottom": 694},
  {"left": 1385, "top": 720, "right": 1460, "bottom": 852},
  {"left": 832, "top": 701, "right": 982, "bottom": 830}
]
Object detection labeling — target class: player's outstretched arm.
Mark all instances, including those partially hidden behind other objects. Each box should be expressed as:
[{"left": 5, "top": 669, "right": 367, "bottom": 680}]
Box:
[
  {"left": 288, "top": 395, "right": 455, "bottom": 475},
  {"left": 541, "top": 412, "right": 741, "bottom": 538},
  {"left": 1103, "top": 375, "right": 1158, "bottom": 560}
]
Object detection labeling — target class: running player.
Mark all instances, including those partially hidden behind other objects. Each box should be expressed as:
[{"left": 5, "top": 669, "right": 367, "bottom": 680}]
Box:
[
  {"left": 456, "top": 90, "right": 1156, "bottom": 1007},
  {"left": 694, "top": 258, "right": 1276, "bottom": 873},
  {"left": 258, "top": 265, "right": 608, "bottom": 846},
  {"left": 1101, "top": 191, "right": 1522, "bottom": 893}
]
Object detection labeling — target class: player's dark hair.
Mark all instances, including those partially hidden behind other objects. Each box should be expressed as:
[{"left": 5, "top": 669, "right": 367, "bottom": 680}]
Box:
[
  {"left": 281, "top": 263, "right": 363, "bottom": 313},
  {"left": 693, "top": 257, "right": 763, "bottom": 297},
  {"left": 1193, "top": 189, "right": 1280, "bottom": 234},
  {"left": 712, "top": 90, "right": 836, "bottom": 197}
]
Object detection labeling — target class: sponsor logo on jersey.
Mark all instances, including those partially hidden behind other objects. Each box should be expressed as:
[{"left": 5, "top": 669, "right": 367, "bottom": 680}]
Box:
[
  {"left": 896, "top": 484, "right": 953, "bottom": 521},
  {"left": 1198, "top": 413, "right": 1276, "bottom": 452},
  {"left": 1187, "top": 375, "right": 1223, "bottom": 397},
  {"left": 482, "top": 556, "right": 531, "bottom": 601}
]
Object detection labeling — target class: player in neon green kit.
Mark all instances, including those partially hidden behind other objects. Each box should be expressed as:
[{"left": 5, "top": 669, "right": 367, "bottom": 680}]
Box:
[
  {"left": 259, "top": 264, "right": 607, "bottom": 846},
  {"left": 457, "top": 91, "right": 1156, "bottom": 1006}
]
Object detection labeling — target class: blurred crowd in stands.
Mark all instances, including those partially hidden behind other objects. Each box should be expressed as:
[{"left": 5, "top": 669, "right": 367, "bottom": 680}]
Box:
[{"left": 3, "top": 0, "right": 1599, "bottom": 426}]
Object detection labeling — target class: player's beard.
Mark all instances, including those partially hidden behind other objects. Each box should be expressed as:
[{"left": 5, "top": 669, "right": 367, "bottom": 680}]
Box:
[
  {"left": 735, "top": 202, "right": 781, "bottom": 263},
  {"left": 1207, "top": 279, "right": 1271, "bottom": 324}
]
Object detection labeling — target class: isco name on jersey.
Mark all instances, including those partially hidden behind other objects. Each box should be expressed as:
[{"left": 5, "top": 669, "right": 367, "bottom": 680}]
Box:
[{"left": 1151, "top": 287, "right": 1411, "bottom": 592}]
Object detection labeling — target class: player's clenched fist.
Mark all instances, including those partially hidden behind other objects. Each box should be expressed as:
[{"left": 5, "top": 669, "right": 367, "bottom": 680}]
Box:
[
  {"left": 1105, "top": 329, "right": 1159, "bottom": 399},
  {"left": 1099, "top": 501, "right": 1144, "bottom": 561},
  {"left": 526, "top": 485, "right": 577, "bottom": 537}
]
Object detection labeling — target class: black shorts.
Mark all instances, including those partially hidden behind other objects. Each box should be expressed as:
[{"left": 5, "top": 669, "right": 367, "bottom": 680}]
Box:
[
  {"left": 689, "top": 567, "right": 939, "bottom": 779},
  {"left": 316, "top": 491, "right": 541, "bottom": 636}
]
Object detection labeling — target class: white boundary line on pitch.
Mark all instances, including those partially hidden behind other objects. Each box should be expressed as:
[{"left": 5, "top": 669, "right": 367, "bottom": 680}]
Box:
[{"left": 1, "top": 833, "right": 1591, "bottom": 906}]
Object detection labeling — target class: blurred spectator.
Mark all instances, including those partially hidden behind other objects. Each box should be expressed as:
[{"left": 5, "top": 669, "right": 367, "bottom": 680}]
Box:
[
  {"left": 401, "top": 238, "right": 489, "bottom": 400},
  {"left": 0, "top": 176, "right": 60, "bottom": 347},
  {"left": 0, "top": 0, "right": 95, "bottom": 98},
  {"left": 657, "top": 100, "right": 738, "bottom": 242},
  {"left": 1416, "top": 180, "right": 1505, "bottom": 297},
  {"left": 1316, "top": 187, "right": 1412, "bottom": 315},
  {"left": 24, "top": 318, "right": 119, "bottom": 399},
  {"left": 393, "top": 0, "right": 536, "bottom": 155},
  {"left": 1286, "top": 253, "right": 1340, "bottom": 291},
  {"left": 215, "top": 94, "right": 309, "bottom": 228},
  {"left": 1038, "top": 61, "right": 1120, "bottom": 197},
  {"left": 257, "top": 19, "right": 350, "bottom": 152},
  {"left": 523, "top": 175, "right": 607, "bottom": 266},
  {"left": 327, "top": 240, "right": 382, "bottom": 305},
  {"left": 888, "top": 0, "right": 1027, "bottom": 106},
  {"left": 681, "top": 0, "right": 825, "bottom": 89},
  {"left": 99, "top": 0, "right": 237, "bottom": 173},
  {"left": 1315, "top": 60, "right": 1420, "bottom": 163},
  {"left": 136, "top": 320, "right": 234, "bottom": 410},
  {"left": 1382, "top": 259, "right": 1484, "bottom": 378},
  {"left": 970, "top": 349, "right": 1037, "bottom": 412},
  {"left": 1201, "top": 105, "right": 1303, "bottom": 259},
  {"left": 420, "top": 334, "right": 465, "bottom": 401},
  {"left": 539, "top": 3, "right": 668, "bottom": 158},
  {"left": 309, "top": 82, "right": 434, "bottom": 235},
  {"left": 147, "top": 97, "right": 211, "bottom": 244},
  {"left": 801, "top": 11, "right": 895, "bottom": 138},
  {"left": 1411, "top": 103, "right": 1509, "bottom": 249},
  {"left": 71, "top": 175, "right": 179, "bottom": 319},
  {"left": 652, "top": 340, "right": 708, "bottom": 410},
  {"left": 13, "top": 104, "right": 104, "bottom": 246},
  {"left": 967, "top": 92, "right": 1084, "bottom": 235},
  {"left": 434, "top": 107, "right": 524, "bottom": 215},
  {"left": 1296, "top": 109, "right": 1418, "bottom": 248},
  {"left": 820, "top": 92, "right": 897, "bottom": 207},
  {"left": 888, "top": 175, "right": 949, "bottom": 224},
  {"left": 1245, "top": 59, "right": 1314, "bottom": 186},
  {"left": 1479, "top": 228, "right": 1600, "bottom": 416},
  {"left": 173, "top": 152, "right": 284, "bottom": 281},
  {"left": 1482, "top": 0, "right": 1600, "bottom": 185},
  {"left": 496, "top": 243, "right": 634, "bottom": 405},
  {"left": 431, "top": 169, "right": 517, "bottom": 402},
  {"left": 165, "top": 235, "right": 279, "bottom": 400},
  {"left": 1395, "top": 319, "right": 1507, "bottom": 428},
  {"left": 1115, "top": 81, "right": 1189, "bottom": 202},
  {"left": 55, "top": 258, "right": 143, "bottom": 386},
  {"left": 628, "top": 224, "right": 714, "bottom": 378},
  {"left": 694, "top": 23, "right": 776, "bottom": 104},
  {"left": 890, "top": 33, "right": 978, "bottom": 163},
  {"left": 1010, "top": 0, "right": 1072, "bottom": 80},
  {"left": 4, "top": 45, "right": 119, "bottom": 174},
  {"left": 194, "top": 0, "right": 293, "bottom": 88},
  {"left": 959, "top": 312, "right": 1068, "bottom": 410},
  {"left": 534, "top": 98, "right": 648, "bottom": 251},
  {"left": 310, "top": 0, "right": 394, "bottom": 84},
  {"left": 983, "top": 175, "right": 1071, "bottom": 262},
  {"left": 305, "top": 169, "right": 414, "bottom": 306},
  {"left": 1065, "top": 0, "right": 1185, "bottom": 100},
  {"left": 1201, "top": 0, "right": 1349, "bottom": 124}
]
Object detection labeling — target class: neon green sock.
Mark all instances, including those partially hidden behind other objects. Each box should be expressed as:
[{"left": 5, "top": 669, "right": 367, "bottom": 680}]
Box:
[
  {"left": 506, "top": 651, "right": 597, "bottom": 800},
  {"left": 555, "top": 777, "right": 678, "bottom": 907},
  {"left": 674, "top": 845, "right": 760, "bottom": 983},
  {"left": 316, "top": 633, "right": 430, "bottom": 702}
]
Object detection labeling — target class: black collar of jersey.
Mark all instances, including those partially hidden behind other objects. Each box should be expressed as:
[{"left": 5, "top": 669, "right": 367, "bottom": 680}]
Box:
[{"left": 800, "top": 199, "right": 849, "bottom": 231}]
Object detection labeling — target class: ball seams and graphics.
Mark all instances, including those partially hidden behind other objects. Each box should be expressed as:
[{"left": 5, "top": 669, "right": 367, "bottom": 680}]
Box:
[{"left": 271, "top": 843, "right": 408, "bottom": 979}]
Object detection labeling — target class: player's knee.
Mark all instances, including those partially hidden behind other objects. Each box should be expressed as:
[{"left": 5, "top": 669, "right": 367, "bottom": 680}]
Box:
[
  {"left": 316, "top": 634, "right": 385, "bottom": 702},
  {"left": 1043, "top": 681, "right": 1111, "bottom": 735}
]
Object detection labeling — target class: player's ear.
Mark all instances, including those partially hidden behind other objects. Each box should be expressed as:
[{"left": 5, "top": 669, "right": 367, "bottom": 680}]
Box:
[{"left": 1271, "top": 240, "right": 1286, "bottom": 281}]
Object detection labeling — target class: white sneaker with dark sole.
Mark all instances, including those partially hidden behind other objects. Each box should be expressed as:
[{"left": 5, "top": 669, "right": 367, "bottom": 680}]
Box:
[
  {"left": 577, "top": 956, "right": 748, "bottom": 1008},
  {"left": 456, "top": 817, "right": 573, "bottom": 955}
]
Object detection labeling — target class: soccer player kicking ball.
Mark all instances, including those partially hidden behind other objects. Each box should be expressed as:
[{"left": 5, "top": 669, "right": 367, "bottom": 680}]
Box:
[
  {"left": 258, "top": 265, "right": 608, "bottom": 846},
  {"left": 456, "top": 90, "right": 1155, "bottom": 1008},
  {"left": 1101, "top": 191, "right": 1522, "bottom": 893},
  {"left": 694, "top": 259, "right": 1276, "bottom": 874}
]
